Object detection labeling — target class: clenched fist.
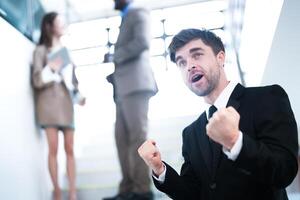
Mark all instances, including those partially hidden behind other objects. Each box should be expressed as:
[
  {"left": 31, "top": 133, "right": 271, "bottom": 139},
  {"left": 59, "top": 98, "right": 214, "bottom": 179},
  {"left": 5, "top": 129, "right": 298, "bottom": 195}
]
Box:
[
  {"left": 138, "top": 139, "right": 165, "bottom": 176},
  {"left": 206, "top": 106, "right": 240, "bottom": 150}
]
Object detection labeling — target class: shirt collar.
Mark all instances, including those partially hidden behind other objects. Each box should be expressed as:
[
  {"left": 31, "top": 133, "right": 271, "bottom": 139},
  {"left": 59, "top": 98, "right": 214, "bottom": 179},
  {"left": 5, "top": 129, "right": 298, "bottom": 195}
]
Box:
[
  {"left": 121, "top": 3, "right": 131, "bottom": 18},
  {"left": 205, "top": 81, "right": 239, "bottom": 119}
]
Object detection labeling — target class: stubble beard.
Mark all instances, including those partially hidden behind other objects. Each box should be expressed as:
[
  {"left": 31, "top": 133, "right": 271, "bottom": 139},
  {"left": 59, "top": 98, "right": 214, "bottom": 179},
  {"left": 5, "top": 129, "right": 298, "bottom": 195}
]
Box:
[{"left": 191, "top": 70, "right": 220, "bottom": 97}]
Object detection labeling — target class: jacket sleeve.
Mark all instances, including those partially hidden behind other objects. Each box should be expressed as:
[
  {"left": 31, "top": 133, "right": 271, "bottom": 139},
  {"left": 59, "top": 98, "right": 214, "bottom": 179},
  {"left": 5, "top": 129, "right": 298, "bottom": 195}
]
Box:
[
  {"left": 72, "top": 63, "right": 79, "bottom": 91},
  {"left": 113, "top": 8, "right": 150, "bottom": 65},
  {"left": 153, "top": 128, "right": 202, "bottom": 200},
  {"left": 234, "top": 85, "right": 298, "bottom": 188},
  {"left": 32, "top": 46, "right": 54, "bottom": 89}
]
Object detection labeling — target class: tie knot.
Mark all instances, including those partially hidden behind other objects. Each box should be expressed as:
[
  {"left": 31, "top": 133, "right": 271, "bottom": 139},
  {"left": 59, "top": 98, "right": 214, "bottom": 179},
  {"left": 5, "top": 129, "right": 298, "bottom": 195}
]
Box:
[{"left": 208, "top": 105, "right": 217, "bottom": 119}]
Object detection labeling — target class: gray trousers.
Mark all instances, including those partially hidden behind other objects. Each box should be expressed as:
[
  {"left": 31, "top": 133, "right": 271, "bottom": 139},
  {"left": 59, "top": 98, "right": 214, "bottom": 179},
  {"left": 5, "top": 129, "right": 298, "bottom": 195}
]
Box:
[{"left": 115, "top": 92, "right": 151, "bottom": 194}]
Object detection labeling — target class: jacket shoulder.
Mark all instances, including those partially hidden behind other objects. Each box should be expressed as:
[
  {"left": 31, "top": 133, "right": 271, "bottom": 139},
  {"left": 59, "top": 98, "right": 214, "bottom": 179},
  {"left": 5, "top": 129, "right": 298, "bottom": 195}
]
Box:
[
  {"left": 127, "top": 7, "right": 150, "bottom": 19},
  {"left": 182, "top": 113, "right": 205, "bottom": 137},
  {"left": 246, "top": 84, "right": 287, "bottom": 97},
  {"left": 34, "top": 45, "right": 47, "bottom": 55},
  {"left": 130, "top": 6, "right": 150, "bottom": 13}
]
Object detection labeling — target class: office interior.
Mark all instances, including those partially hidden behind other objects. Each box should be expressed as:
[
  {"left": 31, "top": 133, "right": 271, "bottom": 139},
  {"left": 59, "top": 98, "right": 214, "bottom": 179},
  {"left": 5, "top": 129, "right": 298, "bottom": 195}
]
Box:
[{"left": 0, "top": 0, "right": 299, "bottom": 199}]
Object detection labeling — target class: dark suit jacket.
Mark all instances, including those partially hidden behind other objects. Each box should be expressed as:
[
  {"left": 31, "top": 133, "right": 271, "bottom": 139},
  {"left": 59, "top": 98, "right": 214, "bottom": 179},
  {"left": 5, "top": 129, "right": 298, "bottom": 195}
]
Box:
[{"left": 154, "top": 84, "right": 298, "bottom": 200}]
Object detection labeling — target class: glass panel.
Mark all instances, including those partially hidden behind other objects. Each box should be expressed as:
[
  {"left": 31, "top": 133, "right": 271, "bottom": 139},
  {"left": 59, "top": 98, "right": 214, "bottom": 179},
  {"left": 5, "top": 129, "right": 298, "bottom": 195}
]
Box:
[
  {"left": 31, "top": 0, "right": 45, "bottom": 42},
  {"left": 62, "top": 1, "right": 230, "bottom": 121},
  {"left": 70, "top": 46, "right": 107, "bottom": 66},
  {"left": 67, "top": 19, "right": 108, "bottom": 49},
  {"left": 163, "top": 1, "right": 228, "bottom": 17},
  {"left": 150, "top": 56, "right": 167, "bottom": 71},
  {"left": 108, "top": 27, "right": 119, "bottom": 44},
  {"left": 0, "top": 0, "right": 29, "bottom": 36},
  {"left": 165, "top": 36, "right": 173, "bottom": 49},
  {"left": 109, "top": 44, "right": 115, "bottom": 54},
  {"left": 150, "top": 38, "right": 165, "bottom": 56},
  {"left": 150, "top": 10, "right": 164, "bottom": 38},
  {"left": 212, "top": 29, "right": 226, "bottom": 44},
  {"left": 151, "top": 20, "right": 164, "bottom": 38},
  {"left": 106, "top": 16, "right": 121, "bottom": 29},
  {"left": 0, "top": 0, "right": 45, "bottom": 42},
  {"left": 164, "top": 11, "right": 225, "bottom": 35}
]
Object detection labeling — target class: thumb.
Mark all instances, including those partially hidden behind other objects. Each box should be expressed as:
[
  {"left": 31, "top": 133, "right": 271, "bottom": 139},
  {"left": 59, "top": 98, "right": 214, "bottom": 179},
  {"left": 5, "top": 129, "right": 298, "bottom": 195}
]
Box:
[{"left": 148, "top": 139, "right": 156, "bottom": 146}]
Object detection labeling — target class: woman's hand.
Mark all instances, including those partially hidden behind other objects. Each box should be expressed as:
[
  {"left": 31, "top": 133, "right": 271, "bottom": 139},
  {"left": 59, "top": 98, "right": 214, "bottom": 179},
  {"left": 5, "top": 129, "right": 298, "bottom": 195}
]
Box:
[{"left": 48, "top": 57, "right": 63, "bottom": 72}]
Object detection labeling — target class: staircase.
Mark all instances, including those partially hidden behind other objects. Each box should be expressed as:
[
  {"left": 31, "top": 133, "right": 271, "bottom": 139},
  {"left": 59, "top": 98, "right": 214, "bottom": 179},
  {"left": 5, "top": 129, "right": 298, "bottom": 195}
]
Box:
[{"left": 60, "top": 115, "right": 197, "bottom": 200}]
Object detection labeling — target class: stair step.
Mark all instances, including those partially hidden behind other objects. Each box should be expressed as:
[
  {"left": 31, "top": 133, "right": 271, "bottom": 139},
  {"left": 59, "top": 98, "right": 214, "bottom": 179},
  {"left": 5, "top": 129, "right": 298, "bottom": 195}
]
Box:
[
  {"left": 60, "top": 115, "right": 196, "bottom": 199},
  {"left": 60, "top": 187, "right": 171, "bottom": 200}
]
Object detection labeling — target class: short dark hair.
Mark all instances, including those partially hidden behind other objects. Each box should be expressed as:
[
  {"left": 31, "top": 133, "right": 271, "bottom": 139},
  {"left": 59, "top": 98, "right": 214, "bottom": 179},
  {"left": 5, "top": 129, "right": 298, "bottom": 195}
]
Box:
[{"left": 168, "top": 28, "right": 225, "bottom": 63}]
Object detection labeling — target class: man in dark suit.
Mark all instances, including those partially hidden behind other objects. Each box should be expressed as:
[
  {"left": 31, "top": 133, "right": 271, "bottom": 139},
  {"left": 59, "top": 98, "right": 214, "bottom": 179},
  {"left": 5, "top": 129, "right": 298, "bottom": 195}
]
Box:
[
  {"left": 103, "top": 0, "right": 157, "bottom": 200},
  {"left": 138, "top": 28, "right": 298, "bottom": 200}
]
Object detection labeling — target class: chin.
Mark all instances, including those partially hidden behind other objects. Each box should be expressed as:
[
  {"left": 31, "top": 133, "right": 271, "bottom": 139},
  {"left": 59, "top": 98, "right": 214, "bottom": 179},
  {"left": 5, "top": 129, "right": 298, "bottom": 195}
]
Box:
[
  {"left": 190, "top": 87, "right": 202, "bottom": 96},
  {"left": 191, "top": 85, "right": 210, "bottom": 97},
  {"left": 193, "top": 90, "right": 205, "bottom": 97}
]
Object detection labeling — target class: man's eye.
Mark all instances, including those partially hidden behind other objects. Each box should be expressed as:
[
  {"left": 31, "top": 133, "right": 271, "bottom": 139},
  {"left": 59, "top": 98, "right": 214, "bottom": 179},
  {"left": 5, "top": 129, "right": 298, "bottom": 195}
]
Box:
[
  {"left": 177, "top": 60, "right": 186, "bottom": 67},
  {"left": 193, "top": 53, "right": 202, "bottom": 59}
]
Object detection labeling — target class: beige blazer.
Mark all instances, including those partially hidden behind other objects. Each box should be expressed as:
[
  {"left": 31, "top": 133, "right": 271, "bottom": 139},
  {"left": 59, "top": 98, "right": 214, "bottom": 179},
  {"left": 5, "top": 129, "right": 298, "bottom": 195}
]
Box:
[
  {"left": 112, "top": 6, "right": 158, "bottom": 99},
  {"left": 32, "top": 45, "right": 78, "bottom": 127}
]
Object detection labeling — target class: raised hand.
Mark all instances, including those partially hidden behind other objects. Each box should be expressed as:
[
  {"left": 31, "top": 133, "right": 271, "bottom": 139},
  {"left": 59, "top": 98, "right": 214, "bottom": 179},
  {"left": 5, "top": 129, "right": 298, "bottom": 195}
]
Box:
[
  {"left": 206, "top": 106, "right": 240, "bottom": 150},
  {"left": 48, "top": 57, "right": 63, "bottom": 72},
  {"left": 138, "top": 139, "right": 165, "bottom": 176}
]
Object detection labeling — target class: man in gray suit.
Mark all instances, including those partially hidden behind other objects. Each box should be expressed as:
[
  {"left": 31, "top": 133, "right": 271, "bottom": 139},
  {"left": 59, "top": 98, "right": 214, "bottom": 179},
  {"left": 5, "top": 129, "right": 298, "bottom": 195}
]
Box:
[{"left": 103, "top": 0, "right": 158, "bottom": 200}]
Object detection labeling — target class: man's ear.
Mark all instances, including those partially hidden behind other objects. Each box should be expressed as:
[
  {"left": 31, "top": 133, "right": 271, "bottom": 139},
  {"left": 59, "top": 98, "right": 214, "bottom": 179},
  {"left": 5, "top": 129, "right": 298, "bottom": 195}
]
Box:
[{"left": 217, "top": 51, "right": 225, "bottom": 67}]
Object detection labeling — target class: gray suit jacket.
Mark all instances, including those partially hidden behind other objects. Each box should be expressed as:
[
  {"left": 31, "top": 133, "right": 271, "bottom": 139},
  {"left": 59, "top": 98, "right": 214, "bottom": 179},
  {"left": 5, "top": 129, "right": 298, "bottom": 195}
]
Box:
[{"left": 111, "top": 6, "right": 158, "bottom": 99}]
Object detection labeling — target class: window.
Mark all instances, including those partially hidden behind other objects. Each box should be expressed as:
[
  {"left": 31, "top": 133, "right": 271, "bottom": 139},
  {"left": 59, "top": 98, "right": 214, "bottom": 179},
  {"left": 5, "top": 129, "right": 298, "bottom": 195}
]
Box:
[
  {"left": 64, "top": 1, "right": 232, "bottom": 120},
  {"left": 0, "top": 0, "right": 45, "bottom": 42}
]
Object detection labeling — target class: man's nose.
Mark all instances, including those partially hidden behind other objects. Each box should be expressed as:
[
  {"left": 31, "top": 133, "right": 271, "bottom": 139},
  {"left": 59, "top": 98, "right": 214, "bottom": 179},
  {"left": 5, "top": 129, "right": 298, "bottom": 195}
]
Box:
[
  {"left": 187, "top": 65, "right": 196, "bottom": 72},
  {"left": 187, "top": 58, "right": 197, "bottom": 71}
]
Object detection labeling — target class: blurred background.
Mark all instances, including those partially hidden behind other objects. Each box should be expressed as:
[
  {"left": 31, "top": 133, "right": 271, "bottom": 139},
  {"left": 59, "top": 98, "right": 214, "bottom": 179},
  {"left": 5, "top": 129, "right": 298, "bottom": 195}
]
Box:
[{"left": 0, "top": 0, "right": 299, "bottom": 199}]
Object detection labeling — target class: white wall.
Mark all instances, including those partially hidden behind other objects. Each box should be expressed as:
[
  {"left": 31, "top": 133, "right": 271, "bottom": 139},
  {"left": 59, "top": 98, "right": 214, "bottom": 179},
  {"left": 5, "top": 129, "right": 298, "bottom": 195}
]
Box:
[
  {"left": 0, "top": 17, "right": 50, "bottom": 200},
  {"left": 262, "top": 0, "right": 300, "bottom": 131},
  {"left": 238, "top": 0, "right": 284, "bottom": 86}
]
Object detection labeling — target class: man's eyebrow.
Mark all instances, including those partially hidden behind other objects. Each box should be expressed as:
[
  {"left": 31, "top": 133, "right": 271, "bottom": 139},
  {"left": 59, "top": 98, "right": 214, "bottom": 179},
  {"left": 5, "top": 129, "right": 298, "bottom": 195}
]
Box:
[
  {"left": 175, "top": 47, "right": 204, "bottom": 62},
  {"left": 189, "top": 47, "right": 204, "bottom": 53}
]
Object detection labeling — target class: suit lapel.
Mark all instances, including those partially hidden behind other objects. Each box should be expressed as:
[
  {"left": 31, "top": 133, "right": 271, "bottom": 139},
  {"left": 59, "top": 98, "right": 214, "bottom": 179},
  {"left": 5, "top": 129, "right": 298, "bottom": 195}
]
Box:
[
  {"left": 211, "top": 140, "right": 222, "bottom": 179},
  {"left": 194, "top": 113, "right": 213, "bottom": 175},
  {"left": 193, "top": 84, "right": 245, "bottom": 178},
  {"left": 116, "top": 10, "right": 130, "bottom": 47},
  {"left": 226, "top": 83, "right": 244, "bottom": 109},
  {"left": 212, "top": 83, "right": 245, "bottom": 178}
]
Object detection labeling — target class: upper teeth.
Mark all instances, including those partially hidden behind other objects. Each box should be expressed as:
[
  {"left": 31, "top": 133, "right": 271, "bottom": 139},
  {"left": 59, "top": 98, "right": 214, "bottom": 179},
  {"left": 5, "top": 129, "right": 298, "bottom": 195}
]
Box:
[{"left": 192, "top": 74, "right": 200, "bottom": 81}]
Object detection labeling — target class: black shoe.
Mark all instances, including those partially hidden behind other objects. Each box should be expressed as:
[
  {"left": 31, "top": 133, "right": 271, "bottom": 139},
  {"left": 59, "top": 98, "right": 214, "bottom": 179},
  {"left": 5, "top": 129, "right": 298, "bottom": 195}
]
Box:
[
  {"left": 103, "top": 193, "right": 133, "bottom": 200},
  {"left": 130, "top": 192, "right": 154, "bottom": 200}
]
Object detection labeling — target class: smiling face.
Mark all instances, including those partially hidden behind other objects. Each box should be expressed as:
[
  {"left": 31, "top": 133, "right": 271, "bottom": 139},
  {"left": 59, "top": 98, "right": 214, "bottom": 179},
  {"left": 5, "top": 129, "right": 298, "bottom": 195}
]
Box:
[{"left": 175, "top": 39, "right": 225, "bottom": 98}]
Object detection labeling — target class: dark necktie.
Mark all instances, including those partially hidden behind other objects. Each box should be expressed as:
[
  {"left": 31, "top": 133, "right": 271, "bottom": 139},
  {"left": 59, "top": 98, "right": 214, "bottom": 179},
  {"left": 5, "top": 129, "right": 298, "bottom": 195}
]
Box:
[{"left": 208, "top": 105, "right": 217, "bottom": 119}]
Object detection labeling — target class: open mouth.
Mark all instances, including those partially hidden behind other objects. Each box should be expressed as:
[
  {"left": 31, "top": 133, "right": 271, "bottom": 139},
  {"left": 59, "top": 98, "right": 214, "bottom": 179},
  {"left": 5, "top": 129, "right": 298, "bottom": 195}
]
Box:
[{"left": 191, "top": 74, "right": 203, "bottom": 83}]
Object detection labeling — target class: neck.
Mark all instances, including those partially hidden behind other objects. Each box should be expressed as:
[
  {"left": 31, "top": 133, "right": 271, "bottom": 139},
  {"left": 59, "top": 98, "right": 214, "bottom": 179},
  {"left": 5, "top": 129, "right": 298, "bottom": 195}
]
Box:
[
  {"left": 51, "top": 36, "right": 61, "bottom": 47},
  {"left": 121, "top": 2, "right": 130, "bottom": 11},
  {"left": 204, "top": 72, "right": 229, "bottom": 105}
]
